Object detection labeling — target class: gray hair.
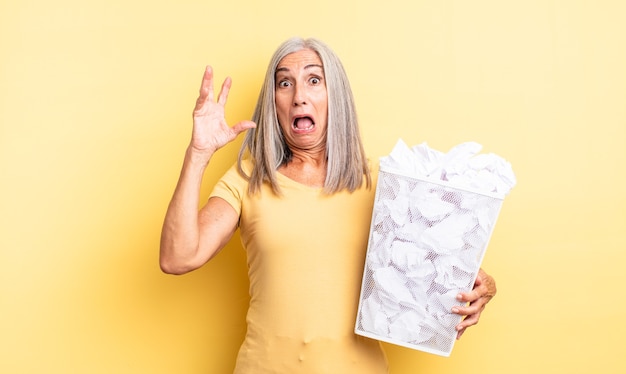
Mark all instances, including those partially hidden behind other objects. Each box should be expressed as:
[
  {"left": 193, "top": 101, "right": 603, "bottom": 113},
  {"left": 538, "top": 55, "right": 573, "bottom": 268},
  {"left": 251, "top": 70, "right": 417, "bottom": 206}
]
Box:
[{"left": 238, "top": 37, "right": 371, "bottom": 195}]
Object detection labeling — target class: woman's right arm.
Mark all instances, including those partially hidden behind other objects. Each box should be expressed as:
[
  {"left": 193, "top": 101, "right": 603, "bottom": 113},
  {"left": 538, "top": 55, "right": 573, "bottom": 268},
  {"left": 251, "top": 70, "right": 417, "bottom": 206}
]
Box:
[{"left": 159, "top": 66, "right": 256, "bottom": 275}]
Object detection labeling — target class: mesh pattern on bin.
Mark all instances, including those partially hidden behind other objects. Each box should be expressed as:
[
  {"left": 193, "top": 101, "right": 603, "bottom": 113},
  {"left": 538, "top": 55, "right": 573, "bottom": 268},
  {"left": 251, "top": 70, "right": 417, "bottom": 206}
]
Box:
[{"left": 356, "top": 170, "right": 502, "bottom": 356}]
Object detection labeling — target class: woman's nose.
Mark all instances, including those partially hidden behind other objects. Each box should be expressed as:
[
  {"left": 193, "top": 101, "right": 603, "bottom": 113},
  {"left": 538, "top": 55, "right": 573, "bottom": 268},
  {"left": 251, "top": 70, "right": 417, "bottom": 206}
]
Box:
[{"left": 293, "top": 86, "right": 307, "bottom": 106}]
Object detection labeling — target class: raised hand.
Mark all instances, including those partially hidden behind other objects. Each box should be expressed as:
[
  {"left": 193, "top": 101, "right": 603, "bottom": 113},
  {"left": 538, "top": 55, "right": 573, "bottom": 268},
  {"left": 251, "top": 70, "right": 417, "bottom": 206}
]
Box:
[{"left": 190, "top": 66, "right": 256, "bottom": 159}]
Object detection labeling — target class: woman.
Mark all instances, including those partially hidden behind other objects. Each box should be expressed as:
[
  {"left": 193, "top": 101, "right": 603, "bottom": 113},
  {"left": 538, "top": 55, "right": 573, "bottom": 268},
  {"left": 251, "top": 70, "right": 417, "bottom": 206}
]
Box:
[{"left": 160, "top": 37, "right": 496, "bottom": 373}]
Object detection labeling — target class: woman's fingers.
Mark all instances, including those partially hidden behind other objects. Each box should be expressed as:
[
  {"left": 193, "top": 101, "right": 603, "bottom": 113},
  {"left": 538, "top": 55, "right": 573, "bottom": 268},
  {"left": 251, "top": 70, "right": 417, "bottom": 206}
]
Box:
[
  {"left": 189, "top": 66, "right": 255, "bottom": 154},
  {"left": 450, "top": 269, "right": 497, "bottom": 339},
  {"left": 195, "top": 66, "right": 216, "bottom": 113},
  {"left": 231, "top": 120, "right": 257, "bottom": 136},
  {"left": 217, "top": 76, "right": 232, "bottom": 106}
]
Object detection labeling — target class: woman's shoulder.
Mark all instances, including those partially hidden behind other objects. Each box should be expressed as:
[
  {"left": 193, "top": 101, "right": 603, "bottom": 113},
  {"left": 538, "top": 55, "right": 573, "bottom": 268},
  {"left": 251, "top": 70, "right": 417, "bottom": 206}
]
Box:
[
  {"left": 214, "top": 159, "right": 252, "bottom": 189},
  {"left": 239, "top": 158, "right": 253, "bottom": 175}
]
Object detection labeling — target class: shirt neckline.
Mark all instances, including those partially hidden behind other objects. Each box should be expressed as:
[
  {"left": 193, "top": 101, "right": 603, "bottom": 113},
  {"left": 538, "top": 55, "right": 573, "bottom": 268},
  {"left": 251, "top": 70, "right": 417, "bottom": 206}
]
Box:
[{"left": 276, "top": 170, "right": 324, "bottom": 192}]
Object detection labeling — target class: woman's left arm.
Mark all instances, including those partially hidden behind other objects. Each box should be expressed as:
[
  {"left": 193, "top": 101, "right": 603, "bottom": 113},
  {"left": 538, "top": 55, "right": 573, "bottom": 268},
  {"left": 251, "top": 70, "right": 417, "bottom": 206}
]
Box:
[{"left": 452, "top": 268, "right": 497, "bottom": 339}]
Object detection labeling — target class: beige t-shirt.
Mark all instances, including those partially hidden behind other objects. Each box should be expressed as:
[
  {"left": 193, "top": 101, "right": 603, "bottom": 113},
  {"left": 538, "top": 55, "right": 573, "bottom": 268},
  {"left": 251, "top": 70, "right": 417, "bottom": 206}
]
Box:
[{"left": 210, "top": 160, "right": 388, "bottom": 374}]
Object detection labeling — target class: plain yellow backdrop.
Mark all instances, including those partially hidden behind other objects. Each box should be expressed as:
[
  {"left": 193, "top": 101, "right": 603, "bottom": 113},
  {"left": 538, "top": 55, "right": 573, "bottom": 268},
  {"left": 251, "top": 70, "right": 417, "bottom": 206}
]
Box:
[{"left": 1, "top": 0, "right": 625, "bottom": 373}]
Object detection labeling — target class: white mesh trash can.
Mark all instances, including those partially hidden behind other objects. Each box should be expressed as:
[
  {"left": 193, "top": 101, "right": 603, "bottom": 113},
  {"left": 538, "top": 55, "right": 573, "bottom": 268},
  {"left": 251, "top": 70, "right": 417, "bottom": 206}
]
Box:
[{"left": 355, "top": 166, "right": 504, "bottom": 357}]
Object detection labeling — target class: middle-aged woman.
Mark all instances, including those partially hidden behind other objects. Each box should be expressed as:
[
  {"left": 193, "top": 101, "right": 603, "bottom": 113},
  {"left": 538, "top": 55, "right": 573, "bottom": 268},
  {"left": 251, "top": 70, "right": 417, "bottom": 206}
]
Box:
[{"left": 160, "top": 37, "right": 497, "bottom": 373}]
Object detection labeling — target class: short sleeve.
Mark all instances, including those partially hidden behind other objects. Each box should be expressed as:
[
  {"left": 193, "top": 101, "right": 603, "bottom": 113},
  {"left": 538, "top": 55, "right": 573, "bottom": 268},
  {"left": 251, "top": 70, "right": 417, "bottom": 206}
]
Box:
[{"left": 209, "top": 161, "right": 250, "bottom": 217}]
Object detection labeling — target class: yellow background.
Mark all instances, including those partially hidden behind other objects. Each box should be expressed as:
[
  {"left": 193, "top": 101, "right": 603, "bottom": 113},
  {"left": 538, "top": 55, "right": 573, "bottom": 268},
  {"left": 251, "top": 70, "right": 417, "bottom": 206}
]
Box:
[{"left": 2, "top": 0, "right": 624, "bottom": 373}]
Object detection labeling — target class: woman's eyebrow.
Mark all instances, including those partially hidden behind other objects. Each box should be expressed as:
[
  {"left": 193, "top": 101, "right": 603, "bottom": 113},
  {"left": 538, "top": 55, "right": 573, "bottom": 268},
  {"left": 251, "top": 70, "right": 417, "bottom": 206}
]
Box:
[
  {"left": 304, "top": 64, "right": 324, "bottom": 70},
  {"left": 275, "top": 64, "right": 324, "bottom": 74}
]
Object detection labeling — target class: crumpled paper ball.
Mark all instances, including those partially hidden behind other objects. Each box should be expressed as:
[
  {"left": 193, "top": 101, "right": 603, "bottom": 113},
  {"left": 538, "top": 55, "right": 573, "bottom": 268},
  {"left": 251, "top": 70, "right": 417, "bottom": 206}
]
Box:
[{"left": 380, "top": 139, "right": 517, "bottom": 196}]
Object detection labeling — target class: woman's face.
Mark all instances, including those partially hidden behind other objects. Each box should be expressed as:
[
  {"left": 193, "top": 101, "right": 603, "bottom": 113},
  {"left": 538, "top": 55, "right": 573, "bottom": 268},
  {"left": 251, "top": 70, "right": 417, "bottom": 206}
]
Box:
[{"left": 274, "top": 49, "right": 328, "bottom": 154}]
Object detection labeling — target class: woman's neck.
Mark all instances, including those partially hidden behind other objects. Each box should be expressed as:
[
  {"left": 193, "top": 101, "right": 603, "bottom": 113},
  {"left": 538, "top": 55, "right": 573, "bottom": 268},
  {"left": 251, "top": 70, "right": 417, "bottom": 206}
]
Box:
[{"left": 279, "top": 152, "right": 327, "bottom": 187}]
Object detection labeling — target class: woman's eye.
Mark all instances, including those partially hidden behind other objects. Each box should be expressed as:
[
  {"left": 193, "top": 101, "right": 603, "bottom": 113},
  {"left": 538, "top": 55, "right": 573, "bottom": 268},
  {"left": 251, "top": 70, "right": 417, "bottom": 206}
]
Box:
[
  {"left": 278, "top": 80, "right": 291, "bottom": 88},
  {"left": 310, "top": 77, "right": 321, "bottom": 85}
]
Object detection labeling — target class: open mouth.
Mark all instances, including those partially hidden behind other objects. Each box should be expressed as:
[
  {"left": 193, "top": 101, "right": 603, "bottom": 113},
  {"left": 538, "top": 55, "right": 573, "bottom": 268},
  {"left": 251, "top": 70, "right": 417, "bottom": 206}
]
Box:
[{"left": 293, "top": 116, "right": 315, "bottom": 131}]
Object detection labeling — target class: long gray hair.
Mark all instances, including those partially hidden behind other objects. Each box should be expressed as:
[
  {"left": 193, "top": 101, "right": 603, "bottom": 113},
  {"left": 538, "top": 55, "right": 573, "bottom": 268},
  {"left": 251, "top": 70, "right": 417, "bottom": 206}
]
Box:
[{"left": 238, "top": 37, "right": 371, "bottom": 195}]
